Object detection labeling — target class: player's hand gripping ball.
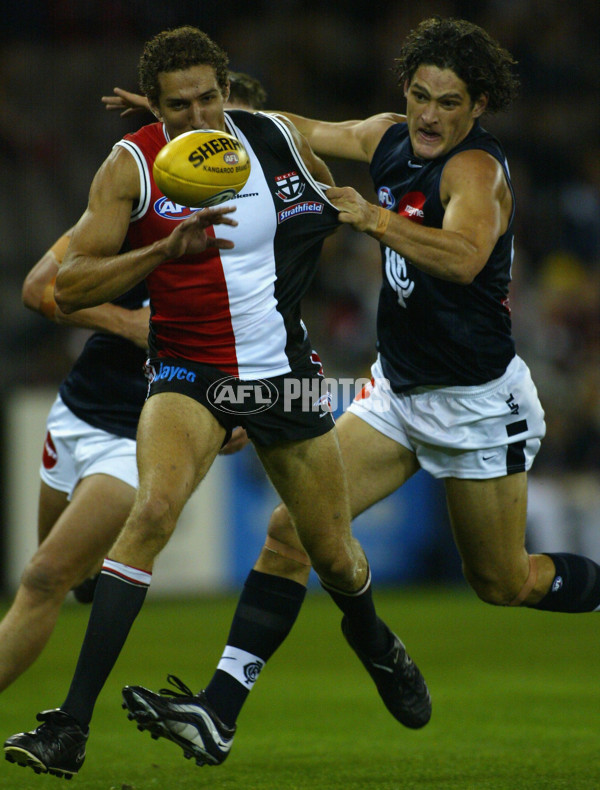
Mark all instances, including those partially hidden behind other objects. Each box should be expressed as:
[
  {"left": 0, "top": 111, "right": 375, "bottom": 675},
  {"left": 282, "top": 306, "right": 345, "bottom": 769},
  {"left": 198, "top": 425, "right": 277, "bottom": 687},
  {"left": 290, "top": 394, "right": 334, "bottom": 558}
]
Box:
[{"left": 153, "top": 129, "right": 251, "bottom": 208}]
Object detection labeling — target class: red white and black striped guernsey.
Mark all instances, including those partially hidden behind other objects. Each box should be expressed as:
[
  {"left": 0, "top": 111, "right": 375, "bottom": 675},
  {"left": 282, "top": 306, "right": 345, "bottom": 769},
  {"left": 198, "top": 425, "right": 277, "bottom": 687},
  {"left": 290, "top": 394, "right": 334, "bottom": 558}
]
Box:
[{"left": 116, "top": 110, "right": 339, "bottom": 380}]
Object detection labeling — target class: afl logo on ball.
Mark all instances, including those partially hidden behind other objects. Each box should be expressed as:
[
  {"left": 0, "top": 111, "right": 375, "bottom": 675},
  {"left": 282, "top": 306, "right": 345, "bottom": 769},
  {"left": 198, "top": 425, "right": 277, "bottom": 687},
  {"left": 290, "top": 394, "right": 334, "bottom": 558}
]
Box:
[{"left": 153, "top": 197, "right": 203, "bottom": 219}]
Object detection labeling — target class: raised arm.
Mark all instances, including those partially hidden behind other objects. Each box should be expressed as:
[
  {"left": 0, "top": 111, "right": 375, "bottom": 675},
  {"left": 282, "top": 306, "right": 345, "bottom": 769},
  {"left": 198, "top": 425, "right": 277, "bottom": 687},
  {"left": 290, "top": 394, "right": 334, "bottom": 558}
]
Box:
[
  {"left": 101, "top": 87, "right": 152, "bottom": 117},
  {"left": 55, "top": 145, "right": 238, "bottom": 314},
  {"left": 272, "top": 111, "right": 403, "bottom": 162},
  {"left": 328, "top": 148, "right": 512, "bottom": 285}
]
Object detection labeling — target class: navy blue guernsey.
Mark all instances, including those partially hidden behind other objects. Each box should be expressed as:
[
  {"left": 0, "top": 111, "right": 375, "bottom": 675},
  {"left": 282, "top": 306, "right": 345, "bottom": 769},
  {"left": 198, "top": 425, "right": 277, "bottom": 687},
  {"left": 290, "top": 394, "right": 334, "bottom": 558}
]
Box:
[
  {"left": 370, "top": 120, "right": 516, "bottom": 392},
  {"left": 59, "top": 281, "right": 148, "bottom": 440}
]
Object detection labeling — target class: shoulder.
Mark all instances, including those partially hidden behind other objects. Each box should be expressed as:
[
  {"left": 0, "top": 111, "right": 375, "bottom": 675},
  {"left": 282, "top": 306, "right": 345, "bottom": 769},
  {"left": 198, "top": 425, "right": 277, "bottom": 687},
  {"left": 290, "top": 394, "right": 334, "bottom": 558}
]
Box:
[
  {"left": 227, "top": 110, "right": 293, "bottom": 146},
  {"left": 90, "top": 142, "right": 141, "bottom": 202},
  {"left": 440, "top": 148, "right": 510, "bottom": 208},
  {"left": 443, "top": 148, "right": 507, "bottom": 188},
  {"left": 364, "top": 112, "right": 406, "bottom": 129},
  {"left": 249, "top": 111, "right": 297, "bottom": 136},
  {"left": 121, "top": 121, "right": 165, "bottom": 146}
]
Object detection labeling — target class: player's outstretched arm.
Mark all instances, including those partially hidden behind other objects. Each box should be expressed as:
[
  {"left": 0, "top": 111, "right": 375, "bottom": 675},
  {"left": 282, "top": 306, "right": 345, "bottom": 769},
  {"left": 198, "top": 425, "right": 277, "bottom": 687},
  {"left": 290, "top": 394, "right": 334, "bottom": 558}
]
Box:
[
  {"left": 327, "top": 148, "right": 511, "bottom": 285},
  {"left": 275, "top": 116, "right": 335, "bottom": 187},
  {"left": 101, "top": 87, "right": 152, "bottom": 117},
  {"left": 271, "top": 111, "right": 403, "bottom": 163},
  {"left": 22, "top": 230, "right": 151, "bottom": 348}
]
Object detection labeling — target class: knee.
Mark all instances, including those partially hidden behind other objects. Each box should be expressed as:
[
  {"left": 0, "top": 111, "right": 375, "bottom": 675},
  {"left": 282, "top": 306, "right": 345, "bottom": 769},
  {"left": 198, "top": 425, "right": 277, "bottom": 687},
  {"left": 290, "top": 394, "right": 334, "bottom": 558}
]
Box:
[
  {"left": 21, "top": 551, "right": 73, "bottom": 600},
  {"left": 128, "top": 492, "right": 178, "bottom": 552},
  {"left": 311, "top": 537, "right": 365, "bottom": 591},
  {"left": 463, "top": 564, "right": 524, "bottom": 607},
  {"left": 316, "top": 557, "right": 357, "bottom": 589},
  {"left": 268, "top": 505, "right": 361, "bottom": 589}
]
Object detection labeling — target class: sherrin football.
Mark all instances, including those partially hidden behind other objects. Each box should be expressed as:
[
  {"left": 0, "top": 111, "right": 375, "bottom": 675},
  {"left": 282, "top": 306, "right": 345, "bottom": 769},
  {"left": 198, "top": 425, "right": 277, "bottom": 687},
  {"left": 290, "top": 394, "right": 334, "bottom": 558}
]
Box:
[{"left": 153, "top": 129, "right": 251, "bottom": 208}]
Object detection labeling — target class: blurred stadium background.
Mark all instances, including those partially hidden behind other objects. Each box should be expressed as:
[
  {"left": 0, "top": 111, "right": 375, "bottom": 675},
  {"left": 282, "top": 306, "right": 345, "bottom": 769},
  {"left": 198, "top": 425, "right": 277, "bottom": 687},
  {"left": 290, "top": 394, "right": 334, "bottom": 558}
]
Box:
[{"left": 1, "top": 0, "right": 600, "bottom": 595}]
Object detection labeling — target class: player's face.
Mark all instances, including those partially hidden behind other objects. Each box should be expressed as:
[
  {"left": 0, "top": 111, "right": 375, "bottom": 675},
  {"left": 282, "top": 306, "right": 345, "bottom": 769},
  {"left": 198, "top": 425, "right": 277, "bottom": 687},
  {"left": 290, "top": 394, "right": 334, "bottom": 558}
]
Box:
[
  {"left": 153, "top": 65, "right": 229, "bottom": 139},
  {"left": 404, "top": 65, "right": 487, "bottom": 160}
]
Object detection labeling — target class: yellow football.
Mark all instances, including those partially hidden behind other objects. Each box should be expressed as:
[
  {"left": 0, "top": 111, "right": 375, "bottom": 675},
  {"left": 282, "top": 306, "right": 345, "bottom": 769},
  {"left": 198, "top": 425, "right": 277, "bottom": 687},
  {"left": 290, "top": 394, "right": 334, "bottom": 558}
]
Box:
[{"left": 153, "top": 129, "right": 251, "bottom": 208}]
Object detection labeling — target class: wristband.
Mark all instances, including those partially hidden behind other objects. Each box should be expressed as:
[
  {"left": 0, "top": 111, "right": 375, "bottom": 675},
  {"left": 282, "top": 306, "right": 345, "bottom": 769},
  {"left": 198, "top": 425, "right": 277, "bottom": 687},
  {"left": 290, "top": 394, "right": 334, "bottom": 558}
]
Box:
[
  {"left": 372, "top": 207, "right": 390, "bottom": 239},
  {"left": 40, "top": 278, "right": 57, "bottom": 320}
]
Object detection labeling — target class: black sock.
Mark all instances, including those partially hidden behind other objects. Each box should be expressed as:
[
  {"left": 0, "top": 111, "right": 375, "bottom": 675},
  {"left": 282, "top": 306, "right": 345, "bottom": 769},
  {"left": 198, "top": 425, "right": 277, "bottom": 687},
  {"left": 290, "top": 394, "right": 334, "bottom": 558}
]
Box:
[
  {"left": 321, "top": 569, "right": 390, "bottom": 657},
  {"left": 61, "top": 562, "right": 150, "bottom": 728},
  {"left": 204, "top": 570, "right": 306, "bottom": 726},
  {"left": 529, "top": 553, "right": 600, "bottom": 613}
]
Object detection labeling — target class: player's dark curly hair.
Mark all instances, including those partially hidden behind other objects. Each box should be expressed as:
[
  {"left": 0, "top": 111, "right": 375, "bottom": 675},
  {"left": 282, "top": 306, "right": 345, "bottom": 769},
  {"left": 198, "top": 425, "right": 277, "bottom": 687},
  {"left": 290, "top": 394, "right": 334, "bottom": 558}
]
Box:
[
  {"left": 138, "top": 26, "right": 230, "bottom": 105},
  {"left": 393, "top": 17, "right": 519, "bottom": 113}
]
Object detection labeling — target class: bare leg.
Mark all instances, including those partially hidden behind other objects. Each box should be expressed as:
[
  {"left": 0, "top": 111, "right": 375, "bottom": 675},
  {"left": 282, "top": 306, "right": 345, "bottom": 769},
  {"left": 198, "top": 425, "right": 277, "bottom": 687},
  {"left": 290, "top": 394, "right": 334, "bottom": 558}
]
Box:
[
  {"left": 445, "top": 473, "right": 556, "bottom": 605},
  {"left": 254, "top": 411, "right": 420, "bottom": 583},
  {"left": 58, "top": 393, "right": 225, "bottom": 728},
  {"left": 0, "top": 475, "right": 135, "bottom": 692},
  {"left": 256, "top": 429, "right": 364, "bottom": 590},
  {"left": 198, "top": 418, "right": 430, "bottom": 734}
]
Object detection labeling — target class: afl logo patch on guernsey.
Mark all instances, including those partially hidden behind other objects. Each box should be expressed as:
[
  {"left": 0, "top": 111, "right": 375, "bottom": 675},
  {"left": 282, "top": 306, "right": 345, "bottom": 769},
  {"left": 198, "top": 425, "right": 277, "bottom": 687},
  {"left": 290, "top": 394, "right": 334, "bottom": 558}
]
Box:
[
  {"left": 398, "top": 191, "right": 426, "bottom": 224},
  {"left": 378, "top": 186, "right": 395, "bottom": 209},
  {"left": 153, "top": 197, "right": 203, "bottom": 220}
]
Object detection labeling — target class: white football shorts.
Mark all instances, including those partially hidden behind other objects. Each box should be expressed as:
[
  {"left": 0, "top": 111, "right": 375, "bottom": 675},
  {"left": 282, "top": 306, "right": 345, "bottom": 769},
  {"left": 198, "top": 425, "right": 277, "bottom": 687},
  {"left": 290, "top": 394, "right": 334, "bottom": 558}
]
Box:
[
  {"left": 39, "top": 395, "right": 138, "bottom": 499},
  {"left": 347, "top": 355, "right": 546, "bottom": 479}
]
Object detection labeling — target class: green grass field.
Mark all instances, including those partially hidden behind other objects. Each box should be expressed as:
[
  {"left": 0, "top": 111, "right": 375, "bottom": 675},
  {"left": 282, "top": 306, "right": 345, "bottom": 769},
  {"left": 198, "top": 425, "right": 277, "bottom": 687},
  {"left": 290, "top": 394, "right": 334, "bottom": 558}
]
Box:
[{"left": 1, "top": 587, "right": 598, "bottom": 790}]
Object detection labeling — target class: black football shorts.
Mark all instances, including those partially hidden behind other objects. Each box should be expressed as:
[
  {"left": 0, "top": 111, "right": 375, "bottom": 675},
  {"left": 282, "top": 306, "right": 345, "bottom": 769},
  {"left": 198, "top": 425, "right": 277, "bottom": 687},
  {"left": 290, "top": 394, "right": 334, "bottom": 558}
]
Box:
[{"left": 145, "top": 353, "right": 335, "bottom": 447}]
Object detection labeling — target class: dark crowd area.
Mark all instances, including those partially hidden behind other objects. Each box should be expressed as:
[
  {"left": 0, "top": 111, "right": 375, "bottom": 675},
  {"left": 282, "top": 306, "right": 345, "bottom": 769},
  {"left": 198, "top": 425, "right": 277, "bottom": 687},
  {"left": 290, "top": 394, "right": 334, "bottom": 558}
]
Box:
[{"left": 1, "top": 1, "right": 599, "bottom": 544}]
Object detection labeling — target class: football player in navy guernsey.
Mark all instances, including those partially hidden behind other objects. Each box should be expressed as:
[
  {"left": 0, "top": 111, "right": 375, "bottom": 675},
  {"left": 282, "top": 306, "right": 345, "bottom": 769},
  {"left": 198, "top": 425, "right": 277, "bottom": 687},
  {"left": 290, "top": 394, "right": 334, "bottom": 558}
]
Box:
[
  {"left": 4, "top": 26, "right": 430, "bottom": 779},
  {"left": 0, "top": 232, "right": 149, "bottom": 683},
  {"left": 243, "top": 15, "right": 598, "bottom": 710},
  {"left": 152, "top": 15, "right": 600, "bottom": 756}
]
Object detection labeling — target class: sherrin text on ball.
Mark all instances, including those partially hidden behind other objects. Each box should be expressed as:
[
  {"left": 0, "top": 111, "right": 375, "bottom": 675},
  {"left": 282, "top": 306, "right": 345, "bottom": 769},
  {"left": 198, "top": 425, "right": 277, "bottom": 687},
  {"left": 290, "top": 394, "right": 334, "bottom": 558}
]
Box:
[{"left": 153, "top": 129, "right": 251, "bottom": 208}]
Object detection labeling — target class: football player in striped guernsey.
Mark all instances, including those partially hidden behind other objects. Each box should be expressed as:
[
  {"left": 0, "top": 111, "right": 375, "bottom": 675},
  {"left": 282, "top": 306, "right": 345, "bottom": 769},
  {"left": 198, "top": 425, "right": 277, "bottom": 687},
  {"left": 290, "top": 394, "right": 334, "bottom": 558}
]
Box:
[{"left": 0, "top": 67, "right": 265, "bottom": 710}]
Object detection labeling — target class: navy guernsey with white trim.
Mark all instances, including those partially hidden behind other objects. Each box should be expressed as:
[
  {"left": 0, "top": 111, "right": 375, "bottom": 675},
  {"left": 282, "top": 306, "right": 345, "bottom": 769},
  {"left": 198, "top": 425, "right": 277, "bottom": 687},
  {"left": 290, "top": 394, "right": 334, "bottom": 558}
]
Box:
[
  {"left": 371, "top": 120, "right": 516, "bottom": 392},
  {"left": 59, "top": 280, "right": 148, "bottom": 440}
]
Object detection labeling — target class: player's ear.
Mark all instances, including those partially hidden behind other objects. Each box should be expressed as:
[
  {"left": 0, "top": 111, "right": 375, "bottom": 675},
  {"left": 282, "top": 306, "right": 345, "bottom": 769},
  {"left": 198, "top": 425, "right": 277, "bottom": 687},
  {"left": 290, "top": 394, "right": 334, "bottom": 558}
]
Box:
[
  {"left": 472, "top": 93, "right": 488, "bottom": 118},
  {"left": 223, "top": 82, "right": 231, "bottom": 105},
  {"left": 149, "top": 101, "right": 163, "bottom": 122}
]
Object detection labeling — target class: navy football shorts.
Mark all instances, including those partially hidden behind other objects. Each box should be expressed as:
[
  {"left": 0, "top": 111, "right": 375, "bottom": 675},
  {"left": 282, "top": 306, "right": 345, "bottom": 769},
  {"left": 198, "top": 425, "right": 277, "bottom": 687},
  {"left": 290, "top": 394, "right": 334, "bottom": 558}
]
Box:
[{"left": 145, "top": 353, "right": 335, "bottom": 447}]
